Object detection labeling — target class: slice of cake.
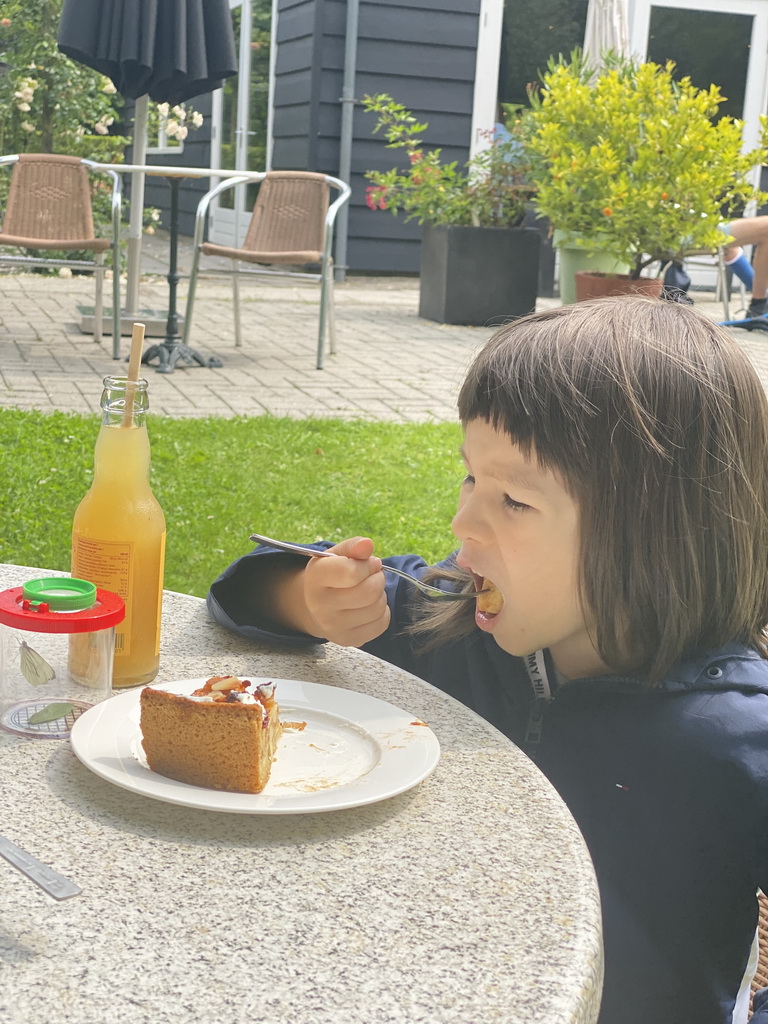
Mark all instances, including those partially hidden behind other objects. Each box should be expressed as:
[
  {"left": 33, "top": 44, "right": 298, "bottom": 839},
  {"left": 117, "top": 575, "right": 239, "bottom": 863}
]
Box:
[{"left": 140, "top": 676, "right": 282, "bottom": 793}]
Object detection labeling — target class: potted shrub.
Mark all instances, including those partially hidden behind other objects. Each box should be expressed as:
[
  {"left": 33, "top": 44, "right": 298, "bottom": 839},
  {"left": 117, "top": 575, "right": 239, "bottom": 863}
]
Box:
[
  {"left": 363, "top": 94, "right": 540, "bottom": 325},
  {"left": 522, "top": 54, "right": 768, "bottom": 301}
]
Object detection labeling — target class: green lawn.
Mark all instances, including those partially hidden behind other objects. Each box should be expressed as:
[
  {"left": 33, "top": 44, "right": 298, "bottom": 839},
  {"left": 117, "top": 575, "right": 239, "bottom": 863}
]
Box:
[{"left": 0, "top": 409, "right": 464, "bottom": 598}]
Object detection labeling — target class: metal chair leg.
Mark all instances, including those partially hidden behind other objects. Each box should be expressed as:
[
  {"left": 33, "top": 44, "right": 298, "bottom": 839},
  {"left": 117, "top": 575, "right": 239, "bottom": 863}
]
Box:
[
  {"left": 93, "top": 252, "right": 104, "bottom": 344},
  {"left": 317, "top": 257, "right": 331, "bottom": 370},
  {"left": 111, "top": 242, "right": 121, "bottom": 360},
  {"left": 182, "top": 245, "right": 202, "bottom": 346},
  {"left": 327, "top": 257, "right": 336, "bottom": 356},
  {"left": 717, "top": 248, "right": 730, "bottom": 322},
  {"left": 233, "top": 262, "right": 242, "bottom": 348}
]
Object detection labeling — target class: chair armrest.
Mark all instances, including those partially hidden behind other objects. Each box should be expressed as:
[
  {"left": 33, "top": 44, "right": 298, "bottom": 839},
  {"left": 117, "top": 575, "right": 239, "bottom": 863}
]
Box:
[
  {"left": 324, "top": 175, "right": 352, "bottom": 230},
  {"left": 83, "top": 160, "right": 122, "bottom": 244},
  {"left": 322, "top": 176, "right": 351, "bottom": 259}
]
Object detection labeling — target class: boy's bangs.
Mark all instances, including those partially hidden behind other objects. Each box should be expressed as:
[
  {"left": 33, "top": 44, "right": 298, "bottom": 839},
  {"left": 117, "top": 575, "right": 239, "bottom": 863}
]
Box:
[{"left": 457, "top": 310, "right": 599, "bottom": 488}]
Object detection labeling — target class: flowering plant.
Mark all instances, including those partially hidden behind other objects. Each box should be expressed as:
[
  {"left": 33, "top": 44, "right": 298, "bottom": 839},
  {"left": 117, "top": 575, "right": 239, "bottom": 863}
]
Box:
[
  {"left": 0, "top": 2, "right": 127, "bottom": 162},
  {"left": 523, "top": 53, "right": 768, "bottom": 278},
  {"left": 152, "top": 102, "right": 205, "bottom": 146},
  {"left": 362, "top": 94, "right": 534, "bottom": 228}
]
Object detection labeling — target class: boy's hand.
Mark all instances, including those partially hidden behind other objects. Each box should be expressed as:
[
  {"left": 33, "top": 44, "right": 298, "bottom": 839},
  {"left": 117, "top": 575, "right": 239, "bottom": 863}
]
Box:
[{"left": 303, "top": 536, "right": 390, "bottom": 647}]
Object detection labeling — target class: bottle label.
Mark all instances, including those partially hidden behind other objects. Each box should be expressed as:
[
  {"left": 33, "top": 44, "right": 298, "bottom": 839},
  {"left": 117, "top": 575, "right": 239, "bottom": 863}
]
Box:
[
  {"left": 155, "top": 531, "right": 166, "bottom": 656},
  {"left": 72, "top": 536, "right": 134, "bottom": 655}
]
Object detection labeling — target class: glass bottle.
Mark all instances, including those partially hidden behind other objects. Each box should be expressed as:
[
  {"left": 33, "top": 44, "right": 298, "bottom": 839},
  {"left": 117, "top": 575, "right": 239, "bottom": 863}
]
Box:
[{"left": 71, "top": 376, "right": 166, "bottom": 687}]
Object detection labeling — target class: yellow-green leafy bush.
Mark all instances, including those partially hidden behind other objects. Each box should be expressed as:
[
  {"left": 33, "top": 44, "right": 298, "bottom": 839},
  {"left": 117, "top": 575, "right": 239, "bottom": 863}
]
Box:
[{"left": 524, "top": 56, "right": 768, "bottom": 278}]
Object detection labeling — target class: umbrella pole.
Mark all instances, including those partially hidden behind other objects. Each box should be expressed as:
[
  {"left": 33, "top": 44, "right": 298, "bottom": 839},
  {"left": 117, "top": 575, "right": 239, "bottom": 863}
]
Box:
[{"left": 125, "top": 94, "right": 149, "bottom": 317}]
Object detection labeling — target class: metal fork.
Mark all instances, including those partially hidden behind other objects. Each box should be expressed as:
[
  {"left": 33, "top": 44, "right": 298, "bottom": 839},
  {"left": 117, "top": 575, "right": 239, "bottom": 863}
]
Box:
[{"left": 248, "top": 534, "right": 487, "bottom": 601}]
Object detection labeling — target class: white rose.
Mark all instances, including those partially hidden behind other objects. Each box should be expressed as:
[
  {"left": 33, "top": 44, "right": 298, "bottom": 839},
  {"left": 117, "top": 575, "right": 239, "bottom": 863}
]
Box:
[
  {"left": 191, "top": 112, "right": 203, "bottom": 128},
  {"left": 20, "top": 121, "right": 35, "bottom": 133},
  {"left": 102, "top": 80, "right": 117, "bottom": 94},
  {"left": 16, "top": 102, "right": 31, "bottom": 112},
  {"left": 157, "top": 102, "right": 169, "bottom": 117},
  {"left": 94, "top": 122, "right": 108, "bottom": 135},
  {"left": 176, "top": 125, "right": 188, "bottom": 141},
  {"left": 165, "top": 119, "right": 179, "bottom": 137}
]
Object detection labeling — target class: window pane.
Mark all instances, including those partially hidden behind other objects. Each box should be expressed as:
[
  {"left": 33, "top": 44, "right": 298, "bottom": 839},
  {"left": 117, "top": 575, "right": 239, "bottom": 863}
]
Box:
[
  {"left": 646, "top": 8, "right": 752, "bottom": 121},
  {"left": 219, "top": 7, "right": 241, "bottom": 210},
  {"left": 246, "top": 0, "right": 271, "bottom": 209},
  {"left": 499, "top": 0, "right": 589, "bottom": 108}
]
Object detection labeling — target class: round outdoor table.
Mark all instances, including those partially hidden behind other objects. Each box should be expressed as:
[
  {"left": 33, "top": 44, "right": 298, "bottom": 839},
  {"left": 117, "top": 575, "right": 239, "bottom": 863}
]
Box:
[{"left": 0, "top": 564, "right": 603, "bottom": 1024}]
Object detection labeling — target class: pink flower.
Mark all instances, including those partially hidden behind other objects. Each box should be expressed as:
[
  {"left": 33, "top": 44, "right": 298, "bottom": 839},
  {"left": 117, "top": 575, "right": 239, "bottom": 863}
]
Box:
[
  {"left": 365, "top": 185, "right": 389, "bottom": 211},
  {"left": 409, "top": 150, "right": 423, "bottom": 164}
]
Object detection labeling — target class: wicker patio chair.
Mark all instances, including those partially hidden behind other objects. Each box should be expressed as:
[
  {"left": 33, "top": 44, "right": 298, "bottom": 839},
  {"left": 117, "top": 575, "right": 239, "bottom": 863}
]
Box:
[
  {"left": 0, "top": 153, "right": 122, "bottom": 358},
  {"left": 750, "top": 889, "right": 768, "bottom": 1017},
  {"left": 183, "top": 170, "right": 351, "bottom": 370}
]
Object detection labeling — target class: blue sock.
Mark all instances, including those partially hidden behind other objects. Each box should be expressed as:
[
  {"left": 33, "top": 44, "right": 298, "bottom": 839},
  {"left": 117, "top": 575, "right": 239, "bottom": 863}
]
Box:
[{"left": 726, "top": 252, "right": 754, "bottom": 288}]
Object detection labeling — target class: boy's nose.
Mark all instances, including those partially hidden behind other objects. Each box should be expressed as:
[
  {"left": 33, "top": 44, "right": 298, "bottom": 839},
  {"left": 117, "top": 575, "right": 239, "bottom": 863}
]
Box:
[{"left": 452, "top": 496, "right": 484, "bottom": 543}]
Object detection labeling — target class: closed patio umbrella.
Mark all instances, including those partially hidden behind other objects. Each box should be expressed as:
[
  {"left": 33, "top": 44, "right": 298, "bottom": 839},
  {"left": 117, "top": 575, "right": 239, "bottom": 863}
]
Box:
[
  {"left": 58, "top": 0, "right": 237, "bottom": 318},
  {"left": 582, "top": 0, "right": 630, "bottom": 68},
  {"left": 58, "top": 0, "right": 237, "bottom": 104}
]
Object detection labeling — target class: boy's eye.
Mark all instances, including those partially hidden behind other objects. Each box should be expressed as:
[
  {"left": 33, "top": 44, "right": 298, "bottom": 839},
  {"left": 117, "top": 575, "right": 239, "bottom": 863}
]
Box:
[
  {"left": 462, "top": 474, "right": 475, "bottom": 486},
  {"left": 503, "top": 495, "right": 530, "bottom": 511}
]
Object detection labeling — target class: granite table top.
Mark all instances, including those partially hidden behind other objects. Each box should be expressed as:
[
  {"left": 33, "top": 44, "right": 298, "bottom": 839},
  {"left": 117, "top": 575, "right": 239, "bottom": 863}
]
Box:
[{"left": 0, "top": 564, "right": 603, "bottom": 1024}]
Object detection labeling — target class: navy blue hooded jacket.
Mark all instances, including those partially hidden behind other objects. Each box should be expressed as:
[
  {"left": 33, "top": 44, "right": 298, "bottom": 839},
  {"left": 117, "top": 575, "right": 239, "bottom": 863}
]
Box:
[{"left": 208, "top": 545, "right": 768, "bottom": 1024}]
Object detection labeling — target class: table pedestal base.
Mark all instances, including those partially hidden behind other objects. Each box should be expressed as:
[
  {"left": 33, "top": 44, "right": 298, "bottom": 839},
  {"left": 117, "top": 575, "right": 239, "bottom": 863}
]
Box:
[
  {"left": 141, "top": 342, "right": 223, "bottom": 373},
  {"left": 141, "top": 176, "right": 224, "bottom": 374}
]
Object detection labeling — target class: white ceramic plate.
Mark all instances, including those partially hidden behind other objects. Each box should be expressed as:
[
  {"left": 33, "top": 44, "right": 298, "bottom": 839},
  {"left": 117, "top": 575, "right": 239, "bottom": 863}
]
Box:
[{"left": 69, "top": 678, "right": 441, "bottom": 814}]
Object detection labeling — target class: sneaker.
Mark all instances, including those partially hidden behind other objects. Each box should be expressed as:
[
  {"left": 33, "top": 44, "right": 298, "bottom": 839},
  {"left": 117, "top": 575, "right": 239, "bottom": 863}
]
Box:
[
  {"left": 747, "top": 299, "right": 768, "bottom": 319},
  {"left": 662, "top": 287, "right": 694, "bottom": 305}
]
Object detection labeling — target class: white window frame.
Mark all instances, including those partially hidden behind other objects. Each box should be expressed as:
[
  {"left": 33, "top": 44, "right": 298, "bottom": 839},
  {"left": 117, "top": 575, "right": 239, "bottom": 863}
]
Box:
[
  {"left": 145, "top": 124, "right": 186, "bottom": 157},
  {"left": 470, "top": 0, "right": 504, "bottom": 158},
  {"left": 629, "top": 0, "right": 768, "bottom": 154}
]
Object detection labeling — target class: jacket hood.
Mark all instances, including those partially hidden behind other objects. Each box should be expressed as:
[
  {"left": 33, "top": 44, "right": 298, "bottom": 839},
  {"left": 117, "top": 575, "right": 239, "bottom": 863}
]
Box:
[
  {"left": 548, "top": 643, "right": 768, "bottom": 701},
  {"left": 661, "top": 642, "right": 768, "bottom": 695}
]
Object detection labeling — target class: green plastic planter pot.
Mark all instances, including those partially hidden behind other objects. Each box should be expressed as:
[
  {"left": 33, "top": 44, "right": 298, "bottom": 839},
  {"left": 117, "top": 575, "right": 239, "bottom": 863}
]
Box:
[
  {"left": 553, "top": 230, "right": 630, "bottom": 305},
  {"left": 418, "top": 224, "right": 540, "bottom": 327}
]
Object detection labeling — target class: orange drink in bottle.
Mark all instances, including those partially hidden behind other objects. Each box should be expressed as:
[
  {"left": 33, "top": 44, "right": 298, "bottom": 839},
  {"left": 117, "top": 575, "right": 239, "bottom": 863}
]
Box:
[{"left": 71, "top": 376, "right": 166, "bottom": 687}]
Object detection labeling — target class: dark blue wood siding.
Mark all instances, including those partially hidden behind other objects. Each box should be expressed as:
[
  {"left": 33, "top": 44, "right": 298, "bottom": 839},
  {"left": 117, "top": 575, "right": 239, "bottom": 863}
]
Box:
[{"left": 272, "top": 0, "right": 481, "bottom": 272}]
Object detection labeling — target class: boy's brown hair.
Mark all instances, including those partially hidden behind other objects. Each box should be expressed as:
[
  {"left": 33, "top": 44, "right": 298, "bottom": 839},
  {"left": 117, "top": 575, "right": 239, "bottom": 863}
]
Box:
[{"left": 420, "top": 296, "right": 768, "bottom": 682}]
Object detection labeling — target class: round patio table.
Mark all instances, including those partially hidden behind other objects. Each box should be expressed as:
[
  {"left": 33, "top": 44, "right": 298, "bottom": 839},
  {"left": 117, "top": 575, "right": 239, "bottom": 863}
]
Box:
[
  {"left": 0, "top": 564, "right": 603, "bottom": 1024},
  {"left": 94, "top": 162, "right": 259, "bottom": 369}
]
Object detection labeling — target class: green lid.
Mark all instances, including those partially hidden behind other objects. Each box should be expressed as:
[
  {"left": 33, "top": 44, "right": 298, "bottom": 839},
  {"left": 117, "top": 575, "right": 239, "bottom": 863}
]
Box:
[{"left": 22, "top": 577, "right": 97, "bottom": 612}]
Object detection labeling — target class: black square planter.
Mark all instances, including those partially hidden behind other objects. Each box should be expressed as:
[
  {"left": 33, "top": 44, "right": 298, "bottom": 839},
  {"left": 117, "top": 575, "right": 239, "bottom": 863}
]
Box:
[{"left": 418, "top": 223, "right": 541, "bottom": 326}]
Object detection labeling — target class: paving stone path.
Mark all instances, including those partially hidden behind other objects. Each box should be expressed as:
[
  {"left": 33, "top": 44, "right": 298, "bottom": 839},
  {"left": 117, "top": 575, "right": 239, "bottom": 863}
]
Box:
[{"left": 2, "top": 234, "right": 767, "bottom": 421}]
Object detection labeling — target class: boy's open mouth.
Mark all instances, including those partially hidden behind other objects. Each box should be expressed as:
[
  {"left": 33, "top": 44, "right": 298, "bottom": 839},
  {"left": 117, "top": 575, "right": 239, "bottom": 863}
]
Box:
[{"left": 474, "top": 575, "right": 504, "bottom": 617}]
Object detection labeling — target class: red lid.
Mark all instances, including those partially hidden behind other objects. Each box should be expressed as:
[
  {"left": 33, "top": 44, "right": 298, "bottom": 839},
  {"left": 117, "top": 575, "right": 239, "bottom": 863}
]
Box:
[{"left": 0, "top": 586, "right": 125, "bottom": 633}]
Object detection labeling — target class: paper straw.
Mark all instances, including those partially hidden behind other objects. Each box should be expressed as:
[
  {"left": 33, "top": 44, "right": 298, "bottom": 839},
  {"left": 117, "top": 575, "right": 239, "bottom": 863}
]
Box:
[{"left": 122, "top": 323, "right": 146, "bottom": 427}]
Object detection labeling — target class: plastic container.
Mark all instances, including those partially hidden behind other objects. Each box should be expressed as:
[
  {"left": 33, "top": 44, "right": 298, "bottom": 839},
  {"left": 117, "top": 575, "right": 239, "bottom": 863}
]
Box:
[{"left": 0, "top": 577, "right": 125, "bottom": 738}]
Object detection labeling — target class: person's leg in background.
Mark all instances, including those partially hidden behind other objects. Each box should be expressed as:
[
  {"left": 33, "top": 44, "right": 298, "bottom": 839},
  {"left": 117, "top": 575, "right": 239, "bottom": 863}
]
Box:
[{"left": 723, "top": 217, "right": 768, "bottom": 317}]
